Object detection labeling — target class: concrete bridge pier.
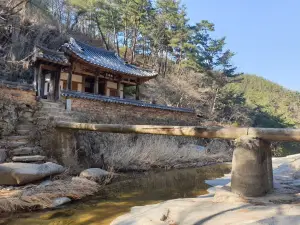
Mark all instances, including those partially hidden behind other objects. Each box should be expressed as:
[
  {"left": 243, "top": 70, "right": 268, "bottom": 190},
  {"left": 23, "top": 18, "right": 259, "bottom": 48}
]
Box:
[{"left": 231, "top": 137, "right": 273, "bottom": 197}]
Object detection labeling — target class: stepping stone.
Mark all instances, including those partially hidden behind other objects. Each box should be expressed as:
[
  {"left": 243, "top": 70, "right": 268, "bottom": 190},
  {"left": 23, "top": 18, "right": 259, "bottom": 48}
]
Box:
[{"left": 12, "top": 155, "right": 46, "bottom": 162}]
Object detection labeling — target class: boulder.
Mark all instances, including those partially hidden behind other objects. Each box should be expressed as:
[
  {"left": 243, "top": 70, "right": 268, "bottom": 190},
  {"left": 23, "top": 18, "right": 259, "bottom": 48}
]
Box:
[
  {"left": 0, "top": 149, "right": 7, "bottom": 163},
  {"left": 80, "top": 168, "right": 110, "bottom": 182},
  {"left": 0, "top": 162, "right": 65, "bottom": 185}
]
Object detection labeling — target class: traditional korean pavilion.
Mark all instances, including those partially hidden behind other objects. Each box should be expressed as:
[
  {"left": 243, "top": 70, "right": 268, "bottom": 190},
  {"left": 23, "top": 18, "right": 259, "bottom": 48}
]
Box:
[{"left": 32, "top": 38, "right": 157, "bottom": 101}]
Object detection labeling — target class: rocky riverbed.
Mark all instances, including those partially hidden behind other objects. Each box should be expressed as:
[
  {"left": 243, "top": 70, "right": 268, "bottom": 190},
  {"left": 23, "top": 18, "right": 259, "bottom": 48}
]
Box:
[{"left": 112, "top": 154, "right": 300, "bottom": 225}]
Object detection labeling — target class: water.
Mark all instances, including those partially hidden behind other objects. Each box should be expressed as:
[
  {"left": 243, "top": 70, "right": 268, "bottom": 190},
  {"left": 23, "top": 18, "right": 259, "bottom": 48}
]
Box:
[{"left": 1, "top": 164, "right": 231, "bottom": 225}]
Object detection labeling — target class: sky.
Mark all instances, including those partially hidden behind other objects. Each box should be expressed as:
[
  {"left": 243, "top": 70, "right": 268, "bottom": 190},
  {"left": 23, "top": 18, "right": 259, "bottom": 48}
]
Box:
[{"left": 182, "top": 0, "right": 300, "bottom": 91}]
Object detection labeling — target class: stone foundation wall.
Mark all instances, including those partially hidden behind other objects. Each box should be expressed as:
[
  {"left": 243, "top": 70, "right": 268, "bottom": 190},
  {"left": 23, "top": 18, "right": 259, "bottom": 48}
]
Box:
[
  {"left": 0, "top": 85, "right": 36, "bottom": 106},
  {"left": 70, "top": 98, "right": 199, "bottom": 125},
  {"left": 0, "top": 83, "right": 36, "bottom": 137}
]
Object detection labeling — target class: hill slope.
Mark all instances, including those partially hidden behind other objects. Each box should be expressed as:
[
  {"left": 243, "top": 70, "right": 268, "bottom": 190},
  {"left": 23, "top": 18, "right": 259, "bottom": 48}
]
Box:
[{"left": 224, "top": 75, "right": 300, "bottom": 128}]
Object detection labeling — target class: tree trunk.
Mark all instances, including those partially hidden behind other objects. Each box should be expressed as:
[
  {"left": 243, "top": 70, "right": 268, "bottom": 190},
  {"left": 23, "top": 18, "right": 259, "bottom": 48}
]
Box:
[
  {"left": 130, "top": 28, "right": 138, "bottom": 64},
  {"left": 123, "top": 19, "right": 128, "bottom": 60},
  {"left": 210, "top": 87, "right": 219, "bottom": 116},
  {"left": 115, "top": 33, "right": 120, "bottom": 56},
  {"left": 142, "top": 36, "right": 146, "bottom": 66},
  {"left": 163, "top": 47, "right": 168, "bottom": 76},
  {"left": 95, "top": 18, "right": 109, "bottom": 50}
]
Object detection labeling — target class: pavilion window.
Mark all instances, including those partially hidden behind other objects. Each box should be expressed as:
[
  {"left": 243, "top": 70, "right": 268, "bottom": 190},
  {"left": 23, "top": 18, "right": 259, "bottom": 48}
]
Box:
[
  {"left": 98, "top": 79, "right": 106, "bottom": 95},
  {"left": 84, "top": 76, "right": 95, "bottom": 93}
]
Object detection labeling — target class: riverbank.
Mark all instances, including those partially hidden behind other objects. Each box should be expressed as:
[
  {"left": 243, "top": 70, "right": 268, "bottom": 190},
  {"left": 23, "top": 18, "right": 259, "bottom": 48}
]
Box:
[
  {"left": 112, "top": 154, "right": 300, "bottom": 225},
  {"left": 0, "top": 164, "right": 231, "bottom": 225},
  {"left": 0, "top": 177, "right": 100, "bottom": 214}
]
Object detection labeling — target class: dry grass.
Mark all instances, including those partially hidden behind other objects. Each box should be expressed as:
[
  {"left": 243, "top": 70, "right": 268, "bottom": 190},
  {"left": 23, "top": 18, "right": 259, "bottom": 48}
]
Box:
[
  {"left": 82, "top": 134, "right": 231, "bottom": 171},
  {"left": 0, "top": 177, "right": 99, "bottom": 214}
]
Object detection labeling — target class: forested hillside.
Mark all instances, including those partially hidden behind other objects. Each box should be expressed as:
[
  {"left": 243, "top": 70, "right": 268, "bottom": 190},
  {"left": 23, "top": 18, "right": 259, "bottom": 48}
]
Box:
[{"left": 224, "top": 75, "right": 300, "bottom": 128}]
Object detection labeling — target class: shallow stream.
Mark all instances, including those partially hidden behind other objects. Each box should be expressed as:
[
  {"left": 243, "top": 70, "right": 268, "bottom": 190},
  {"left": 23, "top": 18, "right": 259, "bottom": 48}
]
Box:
[{"left": 2, "top": 164, "right": 231, "bottom": 225}]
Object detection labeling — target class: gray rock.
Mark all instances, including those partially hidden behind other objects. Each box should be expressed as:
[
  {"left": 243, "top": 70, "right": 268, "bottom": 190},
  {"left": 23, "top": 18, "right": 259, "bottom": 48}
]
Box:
[
  {"left": 38, "top": 180, "right": 53, "bottom": 187},
  {"left": 293, "top": 171, "right": 300, "bottom": 179},
  {"left": 52, "top": 197, "right": 71, "bottom": 208},
  {"left": 0, "top": 149, "right": 7, "bottom": 163},
  {"left": 0, "top": 162, "right": 65, "bottom": 185},
  {"left": 80, "top": 168, "right": 110, "bottom": 182}
]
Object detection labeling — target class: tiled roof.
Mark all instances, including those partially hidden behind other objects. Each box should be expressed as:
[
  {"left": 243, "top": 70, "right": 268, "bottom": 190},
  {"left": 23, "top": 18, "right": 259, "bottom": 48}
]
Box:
[
  {"left": 62, "top": 38, "right": 157, "bottom": 78},
  {"left": 35, "top": 47, "right": 70, "bottom": 66},
  {"left": 61, "top": 90, "right": 194, "bottom": 113}
]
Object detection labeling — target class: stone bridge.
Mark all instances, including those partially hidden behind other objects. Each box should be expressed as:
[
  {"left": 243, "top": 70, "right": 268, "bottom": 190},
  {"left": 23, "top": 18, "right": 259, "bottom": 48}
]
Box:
[{"left": 56, "top": 122, "right": 300, "bottom": 197}]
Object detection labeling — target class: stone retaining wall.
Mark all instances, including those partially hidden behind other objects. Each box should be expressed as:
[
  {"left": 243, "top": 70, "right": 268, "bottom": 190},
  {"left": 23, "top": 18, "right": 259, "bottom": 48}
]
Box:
[
  {"left": 0, "top": 83, "right": 36, "bottom": 106},
  {"left": 70, "top": 98, "right": 199, "bottom": 125}
]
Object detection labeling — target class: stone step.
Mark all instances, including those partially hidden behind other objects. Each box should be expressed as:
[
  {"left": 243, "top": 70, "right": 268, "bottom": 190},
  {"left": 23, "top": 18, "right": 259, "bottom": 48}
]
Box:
[
  {"left": 17, "top": 124, "right": 33, "bottom": 130},
  {"left": 7, "top": 140, "right": 29, "bottom": 148},
  {"left": 40, "top": 101, "right": 64, "bottom": 108},
  {"left": 16, "top": 129, "right": 31, "bottom": 135},
  {"left": 12, "top": 155, "right": 46, "bottom": 162},
  {"left": 0, "top": 140, "right": 28, "bottom": 148},
  {"left": 11, "top": 147, "right": 40, "bottom": 156},
  {"left": 34, "top": 111, "right": 70, "bottom": 118},
  {"left": 35, "top": 116, "right": 73, "bottom": 122},
  {"left": 18, "top": 117, "right": 34, "bottom": 123},
  {"left": 5, "top": 136, "right": 30, "bottom": 141},
  {"left": 41, "top": 106, "right": 65, "bottom": 111}
]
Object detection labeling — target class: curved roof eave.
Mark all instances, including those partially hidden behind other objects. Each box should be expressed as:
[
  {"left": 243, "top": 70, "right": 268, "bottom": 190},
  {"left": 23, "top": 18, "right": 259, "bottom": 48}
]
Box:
[{"left": 62, "top": 38, "right": 157, "bottom": 79}]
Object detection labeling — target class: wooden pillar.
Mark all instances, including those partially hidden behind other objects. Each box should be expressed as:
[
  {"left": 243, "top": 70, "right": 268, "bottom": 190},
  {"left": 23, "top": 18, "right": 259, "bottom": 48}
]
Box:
[
  {"left": 231, "top": 137, "right": 273, "bottom": 197},
  {"left": 94, "top": 76, "right": 99, "bottom": 94},
  {"left": 135, "top": 81, "right": 140, "bottom": 100},
  {"left": 36, "top": 64, "right": 42, "bottom": 97},
  {"left": 40, "top": 71, "right": 45, "bottom": 97},
  {"left": 82, "top": 75, "right": 86, "bottom": 92},
  {"left": 67, "top": 63, "right": 73, "bottom": 91},
  {"left": 33, "top": 63, "right": 39, "bottom": 94},
  {"left": 117, "top": 80, "right": 121, "bottom": 98},
  {"left": 54, "top": 68, "right": 61, "bottom": 101}
]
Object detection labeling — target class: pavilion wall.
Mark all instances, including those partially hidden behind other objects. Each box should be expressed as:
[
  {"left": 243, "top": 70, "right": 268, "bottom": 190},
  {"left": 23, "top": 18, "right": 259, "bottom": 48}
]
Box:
[{"left": 69, "top": 97, "right": 198, "bottom": 125}]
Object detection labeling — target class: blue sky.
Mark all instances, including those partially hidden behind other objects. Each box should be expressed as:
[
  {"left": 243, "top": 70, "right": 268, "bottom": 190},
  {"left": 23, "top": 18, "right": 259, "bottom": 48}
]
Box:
[{"left": 182, "top": 0, "right": 300, "bottom": 91}]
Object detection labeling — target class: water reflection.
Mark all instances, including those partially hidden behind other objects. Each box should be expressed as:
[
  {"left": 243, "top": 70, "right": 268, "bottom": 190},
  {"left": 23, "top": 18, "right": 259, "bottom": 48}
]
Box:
[{"left": 3, "top": 164, "right": 231, "bottom": 225}]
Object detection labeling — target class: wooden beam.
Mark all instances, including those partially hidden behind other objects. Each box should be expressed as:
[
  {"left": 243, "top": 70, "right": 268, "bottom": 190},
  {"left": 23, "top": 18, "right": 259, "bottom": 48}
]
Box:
[
  {"left": 41, "top": 64, "right": 59, "bottom": 72},
  {"left": 55, "top": 123, "right": 300, "bottom": 142}
]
